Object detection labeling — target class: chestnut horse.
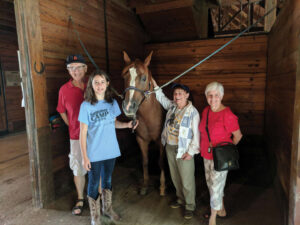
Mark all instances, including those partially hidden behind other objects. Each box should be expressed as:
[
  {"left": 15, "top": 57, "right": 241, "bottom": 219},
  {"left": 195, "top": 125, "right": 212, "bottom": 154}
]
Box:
[{"left": 121, "top": 51, "right": 165, "bottom": 196}]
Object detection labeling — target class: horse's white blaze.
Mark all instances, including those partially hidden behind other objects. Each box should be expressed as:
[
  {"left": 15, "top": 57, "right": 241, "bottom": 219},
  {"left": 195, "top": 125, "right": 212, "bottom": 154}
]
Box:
[{"left": 129, "top": 67, "right": 137, "bottom": 102}]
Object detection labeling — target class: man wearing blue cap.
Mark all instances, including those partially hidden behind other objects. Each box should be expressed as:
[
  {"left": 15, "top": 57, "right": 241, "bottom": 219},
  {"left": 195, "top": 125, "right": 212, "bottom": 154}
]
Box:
[
  {"left": 57, "top": 54, "right": 88, "bottom": 215},
  {"left": 151, "top": 77, "right": 200, "bottom": 220}
]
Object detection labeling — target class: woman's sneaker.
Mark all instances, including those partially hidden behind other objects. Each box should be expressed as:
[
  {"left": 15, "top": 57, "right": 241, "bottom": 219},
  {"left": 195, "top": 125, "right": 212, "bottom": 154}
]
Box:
[
  {"left": 170, "top": 201, "right": 182, "bottom": 209},
  {"left": 184, "top": 210, "right": 194, "bottom": 219}
]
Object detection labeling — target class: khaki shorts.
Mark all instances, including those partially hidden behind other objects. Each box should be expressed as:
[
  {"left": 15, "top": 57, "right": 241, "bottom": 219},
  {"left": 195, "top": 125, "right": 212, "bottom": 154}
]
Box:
[{"left": 69, "top": 139, "right": 87, "bottom": 176}]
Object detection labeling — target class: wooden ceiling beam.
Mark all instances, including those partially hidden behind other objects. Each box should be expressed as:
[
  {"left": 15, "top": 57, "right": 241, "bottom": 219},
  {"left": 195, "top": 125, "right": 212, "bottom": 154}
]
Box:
[
  {"left": 1, "top": 0, "right": 14, "bottom": 3},
  {"left": 130, "top": 0, "right": 210, "bottom": 41},
  {"left": 216, "top": 0, "right": 260, "bottom": 6},
  {"left": 135, "top": 0, "right": 194, "bottom": 14}
]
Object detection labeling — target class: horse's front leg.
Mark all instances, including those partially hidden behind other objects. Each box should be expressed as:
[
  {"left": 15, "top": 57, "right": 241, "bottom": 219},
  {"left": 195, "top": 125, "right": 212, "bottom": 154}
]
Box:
[
  {"left": 158, "top": 141, "right": 166, "bottom": 196},
  {"left": 136, "top": 136, "right": 149, "bottom": 195}
]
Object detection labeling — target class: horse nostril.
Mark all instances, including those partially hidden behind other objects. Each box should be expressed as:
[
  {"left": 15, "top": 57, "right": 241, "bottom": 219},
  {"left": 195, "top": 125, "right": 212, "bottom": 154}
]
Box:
[
  {"left": 132, "top": 102, "right": 136, "bottom": 108},
  {"left": 124, "top": 101, "right": 131, "bottom": 112}
]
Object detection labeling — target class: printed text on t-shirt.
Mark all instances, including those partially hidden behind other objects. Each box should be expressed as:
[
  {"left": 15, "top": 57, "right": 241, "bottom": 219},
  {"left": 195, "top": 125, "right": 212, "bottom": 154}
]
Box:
[{"left": 91, "top": 109, "right": 109, "bottom": 121}]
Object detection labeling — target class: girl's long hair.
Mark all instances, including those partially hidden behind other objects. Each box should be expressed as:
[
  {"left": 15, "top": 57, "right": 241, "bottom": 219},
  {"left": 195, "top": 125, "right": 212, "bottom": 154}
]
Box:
[{"left": 85, "top": 70, "right": 114, "bottom": 105}]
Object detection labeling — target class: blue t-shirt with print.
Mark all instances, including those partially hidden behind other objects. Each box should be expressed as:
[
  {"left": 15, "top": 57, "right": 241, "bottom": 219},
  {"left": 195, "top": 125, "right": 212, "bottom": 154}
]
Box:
[{"left": 78, "top": 99, "right": 121, "bottom": 162}]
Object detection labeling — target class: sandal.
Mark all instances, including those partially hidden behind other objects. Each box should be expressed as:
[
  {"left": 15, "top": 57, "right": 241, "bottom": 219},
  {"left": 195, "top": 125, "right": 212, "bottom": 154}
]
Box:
[
  {"left": 203, "top": 212, "right": 228, "bottom": 219},
  {"left": 72, "top": 199, "right": 84, "bottom": 216}
]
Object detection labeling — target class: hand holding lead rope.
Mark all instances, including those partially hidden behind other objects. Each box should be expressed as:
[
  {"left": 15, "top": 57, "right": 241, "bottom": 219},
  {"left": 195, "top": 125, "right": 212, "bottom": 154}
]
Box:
[
  {"left": 144, "top": 90, "right": 151, "bottom": 99},
  {"left": 131, "top": 117, "right": 139, "bottom": 133}
]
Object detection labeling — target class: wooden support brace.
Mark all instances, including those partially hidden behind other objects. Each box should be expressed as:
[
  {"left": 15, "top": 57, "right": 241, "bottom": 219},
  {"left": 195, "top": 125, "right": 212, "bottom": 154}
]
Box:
[{"left": 264, "top": 0, "right": 277, "bottom": 32}]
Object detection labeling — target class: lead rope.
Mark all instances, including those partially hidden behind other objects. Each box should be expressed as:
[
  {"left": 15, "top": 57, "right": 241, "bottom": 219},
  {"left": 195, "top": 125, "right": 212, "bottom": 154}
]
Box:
[
  {"left": 147, "top": 5, "right": 277, "bottom": 95},
  {"left": 68, "top": 16, "right": 124, "bottom": 99},
  {"left": 103, "top": 0, "right": 110, "bottom": 73}
]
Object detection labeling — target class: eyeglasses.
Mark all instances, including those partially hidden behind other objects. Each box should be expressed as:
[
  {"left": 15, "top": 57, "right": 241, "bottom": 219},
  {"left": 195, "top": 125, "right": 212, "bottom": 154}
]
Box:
[{"left": 67, "top": 65, "right": 86, "bottom": 72}]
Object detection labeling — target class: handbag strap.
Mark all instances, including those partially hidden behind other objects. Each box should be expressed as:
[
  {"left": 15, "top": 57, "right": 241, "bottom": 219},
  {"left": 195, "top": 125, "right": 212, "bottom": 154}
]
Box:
[{"left": 205, "top": 108, "right": 213, "bottom": 150}]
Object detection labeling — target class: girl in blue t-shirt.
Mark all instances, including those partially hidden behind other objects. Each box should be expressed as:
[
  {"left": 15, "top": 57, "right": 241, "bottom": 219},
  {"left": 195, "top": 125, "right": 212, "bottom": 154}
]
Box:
[{"left": 79, "top": 70, "right": 137, "bottom": 225}]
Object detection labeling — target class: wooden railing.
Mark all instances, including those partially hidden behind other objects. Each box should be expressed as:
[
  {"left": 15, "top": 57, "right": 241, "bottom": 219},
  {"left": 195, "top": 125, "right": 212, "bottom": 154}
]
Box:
[{"left": 211, "top": 0, "right": 278, "bottom": 36}]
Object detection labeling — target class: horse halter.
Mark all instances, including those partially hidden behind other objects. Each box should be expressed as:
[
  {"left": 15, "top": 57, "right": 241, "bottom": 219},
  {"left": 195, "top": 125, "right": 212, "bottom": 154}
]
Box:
[
  {"left": 122, "top": 81, "right": 151, "bottom": 133},
  {"left": 122, "top": 81, "right": 151, "bottom": 107}
]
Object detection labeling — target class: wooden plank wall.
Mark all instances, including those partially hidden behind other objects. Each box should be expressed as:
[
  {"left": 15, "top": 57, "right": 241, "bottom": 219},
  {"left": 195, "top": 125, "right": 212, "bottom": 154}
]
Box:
[
  {"left": 135, "top": 0, "right": 206, "bottom": 42},
  {"left": 146, "top": 35, "right": 267, "bottom": 136},
  {"left": 0, "top": 0, "right": 25, "bottom": 132},
  {"left": 38, "top": 0, "right": 146, "bottom": 174},
  {"left": 106, "top": 1, "right": 147, "bottom": 91},
  {"left": 265, "top": 0, "right": 300, "bottom": 224}
]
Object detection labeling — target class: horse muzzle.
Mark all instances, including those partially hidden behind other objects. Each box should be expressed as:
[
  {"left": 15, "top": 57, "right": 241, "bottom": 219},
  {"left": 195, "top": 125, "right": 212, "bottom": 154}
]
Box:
[{"left": 122, "top": 100, "right": 139, "bottom": 117}]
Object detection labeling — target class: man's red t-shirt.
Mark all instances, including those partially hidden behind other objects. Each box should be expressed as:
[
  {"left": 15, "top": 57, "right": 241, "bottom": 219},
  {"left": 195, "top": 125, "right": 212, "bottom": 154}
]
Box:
[
  {"left": 199, "top": 106, "right": 240, "bottom": 160},
  {"left": 56, "top": 80, "right": 86, "bottom": 140}
]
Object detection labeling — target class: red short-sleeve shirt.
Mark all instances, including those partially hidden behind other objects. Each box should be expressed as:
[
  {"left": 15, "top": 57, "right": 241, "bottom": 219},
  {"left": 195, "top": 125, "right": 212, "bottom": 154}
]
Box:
[
  {"left": 199, "top": 106, "right": 240, "bottom": 160},
  {"left": 56, "top": 79, "right": 86, "bottom": 140}
]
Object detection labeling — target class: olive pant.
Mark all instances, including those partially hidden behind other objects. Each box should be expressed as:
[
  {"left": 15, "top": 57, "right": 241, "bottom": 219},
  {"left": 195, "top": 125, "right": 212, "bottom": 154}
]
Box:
[{"left": 166, "top": 144, "right": 196, "bottom": 211}]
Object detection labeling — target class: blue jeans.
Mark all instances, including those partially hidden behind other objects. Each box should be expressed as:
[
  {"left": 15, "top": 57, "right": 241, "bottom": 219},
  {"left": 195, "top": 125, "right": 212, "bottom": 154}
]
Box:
[{"left": 87, "top": 158, "right": 116, "bottom": 200}]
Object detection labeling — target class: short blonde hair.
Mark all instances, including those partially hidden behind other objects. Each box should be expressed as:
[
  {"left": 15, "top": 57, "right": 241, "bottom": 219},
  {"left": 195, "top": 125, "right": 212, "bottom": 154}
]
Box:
[{"left": 205, "top": 82, "right": 224, "bottom": 98}]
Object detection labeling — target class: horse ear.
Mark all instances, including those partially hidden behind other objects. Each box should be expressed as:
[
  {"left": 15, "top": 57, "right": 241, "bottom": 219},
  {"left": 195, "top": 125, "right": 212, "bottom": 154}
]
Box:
[
  {"left": 123, "top": 51, "right": 131, "bottom": 65},
  {"left": 144, "top": 51, "right": 153, "bottom": 67}
]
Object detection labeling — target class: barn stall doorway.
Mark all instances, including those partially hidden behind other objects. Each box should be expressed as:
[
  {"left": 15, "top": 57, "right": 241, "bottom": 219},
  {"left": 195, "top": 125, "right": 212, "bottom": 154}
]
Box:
[
  {"left": 1, "top": 0, "right": 299, "bottom": 225},
  {"left": 0, "top": 0, "right": 25, "bottom": 136}
]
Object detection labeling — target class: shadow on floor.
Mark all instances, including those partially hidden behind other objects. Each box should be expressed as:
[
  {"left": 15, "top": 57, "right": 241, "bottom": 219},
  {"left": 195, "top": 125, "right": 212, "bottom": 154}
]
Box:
[{"left": 0, "top": 132, "right": 283, "bottom": 225}]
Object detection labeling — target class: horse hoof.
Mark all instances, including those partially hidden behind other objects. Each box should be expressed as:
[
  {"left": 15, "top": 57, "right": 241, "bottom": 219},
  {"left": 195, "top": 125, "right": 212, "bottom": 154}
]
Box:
[{"left": 139, "top": 187, "right": 148, "bottom": 195}]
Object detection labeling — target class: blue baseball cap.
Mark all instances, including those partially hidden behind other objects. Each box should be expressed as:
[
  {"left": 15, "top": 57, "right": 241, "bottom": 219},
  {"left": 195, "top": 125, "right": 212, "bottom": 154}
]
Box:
[
  {"left": 171, "top": 83, "right": 190, "bottom": 93},
  {"left": 66, "top": 54, "right": 86, "bottom": 65}
]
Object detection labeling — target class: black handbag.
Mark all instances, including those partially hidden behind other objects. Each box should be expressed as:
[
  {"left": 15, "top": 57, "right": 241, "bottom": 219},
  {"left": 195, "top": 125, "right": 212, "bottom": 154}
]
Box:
[{"left": 205, "top": 108, "right": 239, "bottom": 171}]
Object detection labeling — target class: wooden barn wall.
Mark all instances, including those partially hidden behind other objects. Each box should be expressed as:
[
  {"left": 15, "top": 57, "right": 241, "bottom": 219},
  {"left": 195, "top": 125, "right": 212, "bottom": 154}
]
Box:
[
  {"left": 146, "top": 35, "right": 267, "bottom": 136},
  {"left": 0, "top": 0, "right": 25, "bottom": 132},
  {"left": 38, "top": 0, "right": 145, "bottom": 177},
  {"left": 265, "top": 0, "right": 300, "bottom": 224}
]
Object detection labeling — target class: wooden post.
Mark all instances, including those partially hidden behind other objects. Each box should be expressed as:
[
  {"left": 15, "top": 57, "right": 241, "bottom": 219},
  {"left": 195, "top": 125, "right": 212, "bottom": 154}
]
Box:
[
  {"left": 291, "top": 54, "right": 300, "bottom": 224},
  {"left": 14, "top": 0, "right": 54, "bottom": 208},
  {"left": 290, "top": 1, "right": 300, "bottom": 222},
  {"left": 266, "top": 0, "right": 300, "bottom": 223},
  {"left": 193, "top": 0, "right": 209, "bottom": 39},
  {"left": 264, "top": 0, "right": 277, "bottom": 32}
]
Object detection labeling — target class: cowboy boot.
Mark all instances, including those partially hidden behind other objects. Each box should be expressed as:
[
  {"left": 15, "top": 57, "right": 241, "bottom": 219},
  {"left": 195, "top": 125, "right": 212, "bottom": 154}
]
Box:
[
  {"left": 88, "top": 196, "right": 101, "bottom": 225},
  {"left": 102, "top": 189, "right": 121, "bottom": 221}
]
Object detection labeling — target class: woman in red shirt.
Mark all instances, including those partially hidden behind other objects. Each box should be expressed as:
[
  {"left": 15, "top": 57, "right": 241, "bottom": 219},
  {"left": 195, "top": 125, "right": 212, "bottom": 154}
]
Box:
[{"left": 199, "top": 82, "right": 242, "bottom": 225}]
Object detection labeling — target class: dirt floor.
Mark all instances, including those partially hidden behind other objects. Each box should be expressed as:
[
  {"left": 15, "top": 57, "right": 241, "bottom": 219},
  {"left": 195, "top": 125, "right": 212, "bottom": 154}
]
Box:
[{"left": 0, "top": 132, "right": 282, "bottom": 225}]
